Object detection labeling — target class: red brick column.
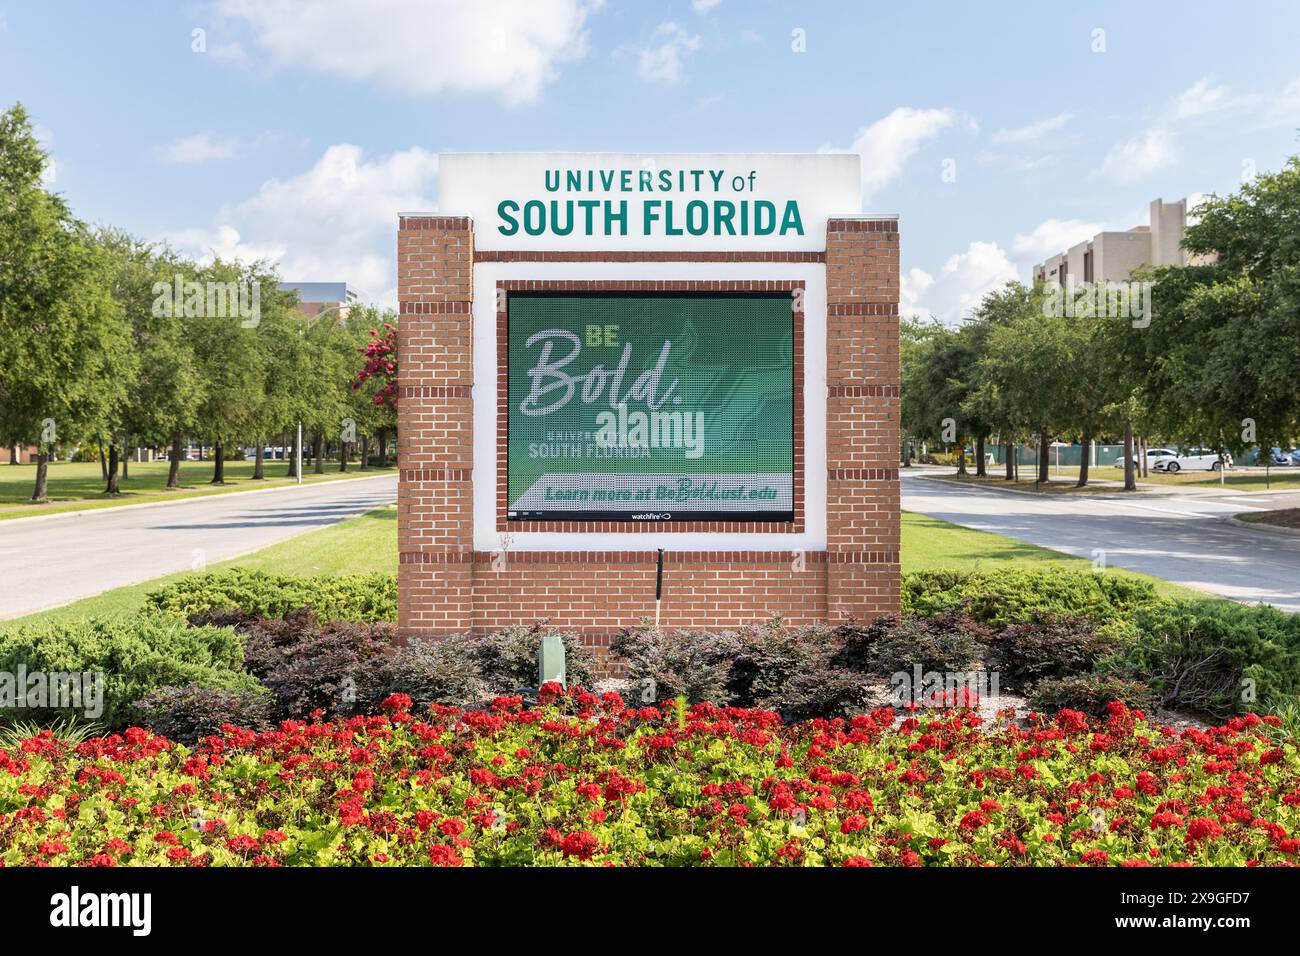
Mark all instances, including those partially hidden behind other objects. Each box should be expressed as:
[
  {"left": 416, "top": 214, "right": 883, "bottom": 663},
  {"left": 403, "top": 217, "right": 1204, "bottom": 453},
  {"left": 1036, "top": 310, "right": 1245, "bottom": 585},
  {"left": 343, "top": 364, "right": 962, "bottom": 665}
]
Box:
[
  {"left": 396, "top": 216, "right": 475, "bottom": 636},
  {"left": 824, "top": 218, "right": 901, "bottom": 622}
]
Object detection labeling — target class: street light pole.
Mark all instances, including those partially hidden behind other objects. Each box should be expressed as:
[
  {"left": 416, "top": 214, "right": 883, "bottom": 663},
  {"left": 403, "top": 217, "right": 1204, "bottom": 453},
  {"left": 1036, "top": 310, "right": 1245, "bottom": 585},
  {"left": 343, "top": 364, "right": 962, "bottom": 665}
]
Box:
[{"left": 296, "top": 420, "right": 303, "bottom": 486}]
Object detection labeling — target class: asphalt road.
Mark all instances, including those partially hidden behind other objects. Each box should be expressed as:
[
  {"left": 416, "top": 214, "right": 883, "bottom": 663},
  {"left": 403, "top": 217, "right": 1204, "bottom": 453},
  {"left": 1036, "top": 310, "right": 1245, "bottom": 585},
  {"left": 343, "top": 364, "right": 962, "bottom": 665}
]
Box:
[
  {"left": 7, "top": 469, "right": 1295, "bottom": 619},
  {"left": 901, "top": 471, "right": 1300, "bottom": 611},
  {"left": 0, "top": 474, "right": 398, "bottom": 619}
]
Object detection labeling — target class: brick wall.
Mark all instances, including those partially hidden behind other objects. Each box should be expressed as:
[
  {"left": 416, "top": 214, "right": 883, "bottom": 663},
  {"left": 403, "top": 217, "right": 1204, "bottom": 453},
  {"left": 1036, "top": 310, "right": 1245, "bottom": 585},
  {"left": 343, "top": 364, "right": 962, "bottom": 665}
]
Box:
[
  {"left": 396, "top": 217, "right": 475, "bottom": 633},
  {"left": 824, "top": 219, "right": 902, "bottom": 622},
  {"left": 396, "top": 214, "right": 900, "bottom": 666}
]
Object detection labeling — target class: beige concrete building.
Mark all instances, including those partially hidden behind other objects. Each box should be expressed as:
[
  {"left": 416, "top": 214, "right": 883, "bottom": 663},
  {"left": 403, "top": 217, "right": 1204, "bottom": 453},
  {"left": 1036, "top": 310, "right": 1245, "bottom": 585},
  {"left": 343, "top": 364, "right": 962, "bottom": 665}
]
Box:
[
  {"left": 1032, "top": 197, "right": 1207, "bottom": 285},
  {"left": 277, "top": 281, "right": 352, "bottom": 321}
]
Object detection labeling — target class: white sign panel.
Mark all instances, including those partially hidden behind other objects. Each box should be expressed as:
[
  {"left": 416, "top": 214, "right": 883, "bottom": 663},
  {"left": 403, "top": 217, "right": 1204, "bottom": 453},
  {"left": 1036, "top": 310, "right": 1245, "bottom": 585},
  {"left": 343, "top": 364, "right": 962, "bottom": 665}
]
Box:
[{"left": 437, "top": 152, "right": 862, "bottom": 252}]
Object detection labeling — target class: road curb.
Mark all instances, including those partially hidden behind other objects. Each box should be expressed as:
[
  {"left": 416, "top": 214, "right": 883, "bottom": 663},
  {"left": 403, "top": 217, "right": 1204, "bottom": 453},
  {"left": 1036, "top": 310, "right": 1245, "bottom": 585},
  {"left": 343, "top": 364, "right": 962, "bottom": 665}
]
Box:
[
  {"left": 907, "top": 473, "right": 1151, "bottom": 499},
  {"left": 1221, "top": 515, "right": 1300, "bottom": 538},
  {"left": 906, "top": 472, "right": 1284, "bottom": 501},
  {"left": 909, "top": 470, "right": 1300, "bottom": 499},
  {"left": 0, "top": 472, "right": 398, "bottom": 527}
]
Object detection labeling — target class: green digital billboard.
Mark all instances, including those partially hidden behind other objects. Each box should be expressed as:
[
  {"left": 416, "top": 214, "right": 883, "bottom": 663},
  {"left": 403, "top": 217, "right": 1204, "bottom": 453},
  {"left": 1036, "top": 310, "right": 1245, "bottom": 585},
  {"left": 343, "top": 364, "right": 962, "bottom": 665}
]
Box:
[{"left": 506, "top": 292, "right": 794, "bottom": 522}]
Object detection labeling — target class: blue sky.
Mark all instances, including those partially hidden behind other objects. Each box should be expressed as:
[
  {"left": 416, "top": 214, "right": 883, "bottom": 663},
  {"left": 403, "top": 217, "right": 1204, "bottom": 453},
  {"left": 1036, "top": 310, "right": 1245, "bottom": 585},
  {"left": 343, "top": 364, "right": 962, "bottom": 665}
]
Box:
[{"left": 3, "top": 0, "right": 1299, "bottom": 317}]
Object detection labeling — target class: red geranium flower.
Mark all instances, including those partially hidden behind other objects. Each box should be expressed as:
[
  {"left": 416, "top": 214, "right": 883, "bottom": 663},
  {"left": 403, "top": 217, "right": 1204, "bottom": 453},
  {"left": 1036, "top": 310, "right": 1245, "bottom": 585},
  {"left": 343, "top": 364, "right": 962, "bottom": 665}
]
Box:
[
  {"left": 560, "top": 830, "right": 599, "bottom": 861},
  {"left": 428, "top": 844, "right": 462, "bottom": 867},
  {"left": 1185, "top": 817, "right": 1223, "bottom": 845}
]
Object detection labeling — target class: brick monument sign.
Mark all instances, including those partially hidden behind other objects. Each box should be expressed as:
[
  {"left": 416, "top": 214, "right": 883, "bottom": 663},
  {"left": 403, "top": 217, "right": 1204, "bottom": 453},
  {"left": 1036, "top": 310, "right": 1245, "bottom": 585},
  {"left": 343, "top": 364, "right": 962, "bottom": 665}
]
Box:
[{"left": 397, "top": 153, "right": 898, "bottom": 664}]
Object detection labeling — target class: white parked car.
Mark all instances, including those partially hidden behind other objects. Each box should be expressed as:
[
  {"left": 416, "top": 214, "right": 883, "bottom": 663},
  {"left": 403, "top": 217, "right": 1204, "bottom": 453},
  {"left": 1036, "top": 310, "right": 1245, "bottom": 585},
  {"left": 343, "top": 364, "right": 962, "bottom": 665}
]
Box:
[
  {"left": 1152, "top": 449, "right": 1232, "bottom": 473},
  {"left": 1113, "top": 447, "right": 1176, "bottom": 468}
]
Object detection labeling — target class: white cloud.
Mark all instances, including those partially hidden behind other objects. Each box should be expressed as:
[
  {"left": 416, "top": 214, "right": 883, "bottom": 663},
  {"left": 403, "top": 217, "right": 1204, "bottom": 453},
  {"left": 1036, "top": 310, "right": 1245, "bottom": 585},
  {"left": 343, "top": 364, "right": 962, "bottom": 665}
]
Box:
[
  {"left": 1092, "top": 127, "right": 1179, "bottom": 184},
  {"left": 692, "top": 0, "right": 723, "bottom": 11},
  {"left": 215, "top": 0, "right": 603, "bottom": 105},
  {"left": 1009, "top": 217, "right": 1104, "bottom": 261},
  {"left": 825, "top": 107, "right": 967, "bottom": 204},
  {"left": 988, "top": 153, "right": 1057, "bottom": 173},
  {"left": 991, "top": 112, "right": 1073, "bottom": 144},
  {"left": 1185, "top": 191, "right": 1210, "bottom": 227},
  {"left": 209, "top": 41, "right": 252, "bottom": 67},
  {"left": 1172, "top": 77, "right": 1228, "bottom": 119},
  {"left": 1276, "top": 77, "right": 1300, "bottom": 115},
  {"left": 637, "top": 22, "right": 702, "bottom": 84},
  {"left": 163, "top": 143, "right": 439, "bottom": 307},
  {"left": 901, "top": 241, "right": 1018, "bottom": 324},
  {"left": 157, "top": 133, "right": 239, "bottom": 164}
]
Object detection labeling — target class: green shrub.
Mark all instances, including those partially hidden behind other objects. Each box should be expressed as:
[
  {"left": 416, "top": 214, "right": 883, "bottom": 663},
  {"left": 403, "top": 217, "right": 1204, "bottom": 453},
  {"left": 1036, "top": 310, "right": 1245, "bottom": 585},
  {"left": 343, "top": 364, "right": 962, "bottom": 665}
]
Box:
[
  {"left": 1122, "top": 600, "right": 1300, "bottom": 719},
  {"left": 147, "top": 569, "right": 397, "bottom": 623},
  {"left": 0, "top": 617, "right": 259, "bottom": 728},
  {"left": 901, "top": 566, "right": 1160, "bottom": 627},
  {"left": 1028, "top": 675, "right": 1154, "bottom": 716}
]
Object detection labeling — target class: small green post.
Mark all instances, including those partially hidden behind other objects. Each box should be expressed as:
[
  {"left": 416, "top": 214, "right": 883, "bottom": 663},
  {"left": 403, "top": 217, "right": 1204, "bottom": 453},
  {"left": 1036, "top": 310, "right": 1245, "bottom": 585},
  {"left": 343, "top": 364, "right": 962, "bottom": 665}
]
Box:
[{"left": 538, "top": 633, "right": 566, "bottom": 688}]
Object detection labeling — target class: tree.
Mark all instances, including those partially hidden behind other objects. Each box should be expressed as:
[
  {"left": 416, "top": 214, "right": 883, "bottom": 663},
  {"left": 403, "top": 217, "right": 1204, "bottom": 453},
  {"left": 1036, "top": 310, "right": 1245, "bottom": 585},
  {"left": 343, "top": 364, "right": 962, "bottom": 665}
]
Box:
[
  {"left": 97, "top": 230, "right": 203, "bottom": 492},
  {"left": 898, "top": 318, "right": 929, "bottom": 466},
  {"left": 187, "top": 260, "right": 265, "bottom": 483},
  {"left": 900, "top": 319, "right": 985, "bottom": 475},
  {"left": 0, "top": 103, "right": 131, "bottom": 501},
  {"left": 350, "top": 314, "right": 398, "bottom": 467},
  {"left": 962, "top": 283, "right": 1053, "bottom": 482},
  {"left": 247, "top": 286, "right": 317, "bottom": 480},
  {"left": 300, "top": 311, "right": 352, "bottom": 474},
  {"left": 969, "top": 282, "right": 1070, "bottom": 486},
  {"left": 1048, "top": 286, "right": 1127, "bottom": 487},
  {"left": 1114, "top": 158, "right": 1300, "bottom": 477}
]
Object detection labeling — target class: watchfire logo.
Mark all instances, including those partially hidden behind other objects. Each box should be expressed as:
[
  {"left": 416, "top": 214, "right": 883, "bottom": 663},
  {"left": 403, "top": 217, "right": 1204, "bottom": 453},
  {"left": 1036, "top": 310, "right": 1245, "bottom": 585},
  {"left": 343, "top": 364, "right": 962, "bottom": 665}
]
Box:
[{"left": 49, "top": 886, "right": 151, "bottom": 936}]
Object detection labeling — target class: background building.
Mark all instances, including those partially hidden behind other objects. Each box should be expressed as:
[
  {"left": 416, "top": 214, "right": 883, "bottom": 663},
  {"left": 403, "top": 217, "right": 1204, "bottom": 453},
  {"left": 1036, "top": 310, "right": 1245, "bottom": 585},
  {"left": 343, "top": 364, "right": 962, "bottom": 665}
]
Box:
[
  {"left": 277, "top": 281, "right": 352, "bottom": 320},
  {"left": 1032, "top": 197, "right": 1210, "bottom": 285}
]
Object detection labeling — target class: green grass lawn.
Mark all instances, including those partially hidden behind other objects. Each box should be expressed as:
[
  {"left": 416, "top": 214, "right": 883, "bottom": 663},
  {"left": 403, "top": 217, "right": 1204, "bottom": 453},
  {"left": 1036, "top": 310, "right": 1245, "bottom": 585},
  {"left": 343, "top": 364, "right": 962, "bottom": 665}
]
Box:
[
  {"left": 0, "top": 459, "right": 395, "bottom": 520},
  {"left": 9, "top": 506, "right": 1196, "bottom": 626},
  {"left": 1237, "top": 508, "right": 1300, "bottom": 529},
  {"left": 901, "top": 511, "right": 1081, "bottom": 567},
  {"left": 1132, "top": 470, "right": 1300, "bottom": 491},
  {"left": 931, "top": 473, "right": 1136, "bottom": 494},
  {"left": 1079, "top": 464, "right": 1300, "bottom": 491},
  {"left": 901, "top": 511, "right": 1199, "bottom": 599}
]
